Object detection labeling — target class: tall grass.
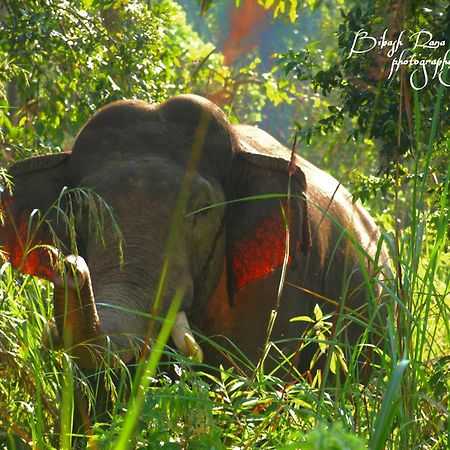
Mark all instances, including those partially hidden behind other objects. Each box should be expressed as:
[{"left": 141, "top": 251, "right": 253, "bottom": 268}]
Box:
[{"left": 0, "top": 104, "right": 449, "bottom": 448}]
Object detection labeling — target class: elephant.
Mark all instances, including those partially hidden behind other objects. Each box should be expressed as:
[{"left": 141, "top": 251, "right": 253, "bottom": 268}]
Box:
[{"left": 0, "top": 94, "right": 389, "bottom": 377}]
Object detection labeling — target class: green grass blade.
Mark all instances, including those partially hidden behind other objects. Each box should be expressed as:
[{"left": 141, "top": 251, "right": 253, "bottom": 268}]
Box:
[
  {"left": 369, "top": 359, "right": 410, "bottom": 450},
  {"left": 60, "top": 354, "right": 74, "bottom": 450}
]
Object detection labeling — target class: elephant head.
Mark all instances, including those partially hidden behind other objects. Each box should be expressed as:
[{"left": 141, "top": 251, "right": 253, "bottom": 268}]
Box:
[{"left": 1, "top": 95, "right": 315, "bottom": 371}]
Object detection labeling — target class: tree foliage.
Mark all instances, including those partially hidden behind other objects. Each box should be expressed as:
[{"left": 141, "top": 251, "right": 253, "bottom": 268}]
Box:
[
  {"left": 284, "top": 1, "right": 449, "bottom": 171},
  {"left": 0, "top": 0, "right": 222, "bottom": 160}
]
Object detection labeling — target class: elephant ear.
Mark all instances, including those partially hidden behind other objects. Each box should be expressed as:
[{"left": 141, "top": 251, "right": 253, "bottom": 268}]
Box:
[
  {"left": 226, "top": 126, "right": 311, "bottom": 302},
  {"left": 1, "top": 153, "right": 70, "bottom": 279}
]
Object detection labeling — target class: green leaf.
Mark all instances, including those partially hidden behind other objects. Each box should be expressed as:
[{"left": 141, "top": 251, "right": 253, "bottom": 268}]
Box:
[
  {"left": 290, "top": 315, "right": 315, "bottom": 323},
  {"left": 369, "top": 360, "right": 410, "bottom": 450},
  {"left": 289, "top": 0, "right": 297, "bottom": 22},
  {"left": 313, "top": 303, "right": 323, "bottom": 321}
]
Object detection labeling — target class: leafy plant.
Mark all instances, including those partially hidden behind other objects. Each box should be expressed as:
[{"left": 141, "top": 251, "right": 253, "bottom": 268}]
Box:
[
  {"left": 284, "top": 1, "right": 449, "bottom": 165},
  {"left": 0, "top": 0, "right": 222, "bottom": 160}
]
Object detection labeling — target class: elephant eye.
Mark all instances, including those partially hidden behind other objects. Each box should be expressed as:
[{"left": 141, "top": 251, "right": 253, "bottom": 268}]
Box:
[
  {"left": 186, "top": 202, "right": 212, "bottom": 219},
  {"left": 196, "top": 202, "right": 213, "bottom": 216}
]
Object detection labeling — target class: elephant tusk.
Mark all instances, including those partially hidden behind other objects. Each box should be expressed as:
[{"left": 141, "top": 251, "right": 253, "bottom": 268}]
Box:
[
  {"left": 183, "top": 333, "right": 203, "bottom": 363},
  {"left": 171, "top": 311, "right": 203, "bottom": 363}
]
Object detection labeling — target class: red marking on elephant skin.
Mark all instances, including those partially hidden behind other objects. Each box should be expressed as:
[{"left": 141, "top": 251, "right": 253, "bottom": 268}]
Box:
[
  {"left": 1, "top": 200, "right": 54, "bottom": 280},
  {"left": 231, "top": 211, "right": 291, "bottom": 290}
]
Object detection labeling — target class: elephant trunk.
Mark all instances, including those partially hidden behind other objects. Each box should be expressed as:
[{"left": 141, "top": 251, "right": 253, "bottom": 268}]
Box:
[{"left": 52, "top": 254, "right": 203, "bottom": 370}]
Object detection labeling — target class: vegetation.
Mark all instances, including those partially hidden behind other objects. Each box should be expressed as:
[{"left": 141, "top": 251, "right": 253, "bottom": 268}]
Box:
[{"left": 1, "top": 0, "right": 449, "bottom": 449}]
